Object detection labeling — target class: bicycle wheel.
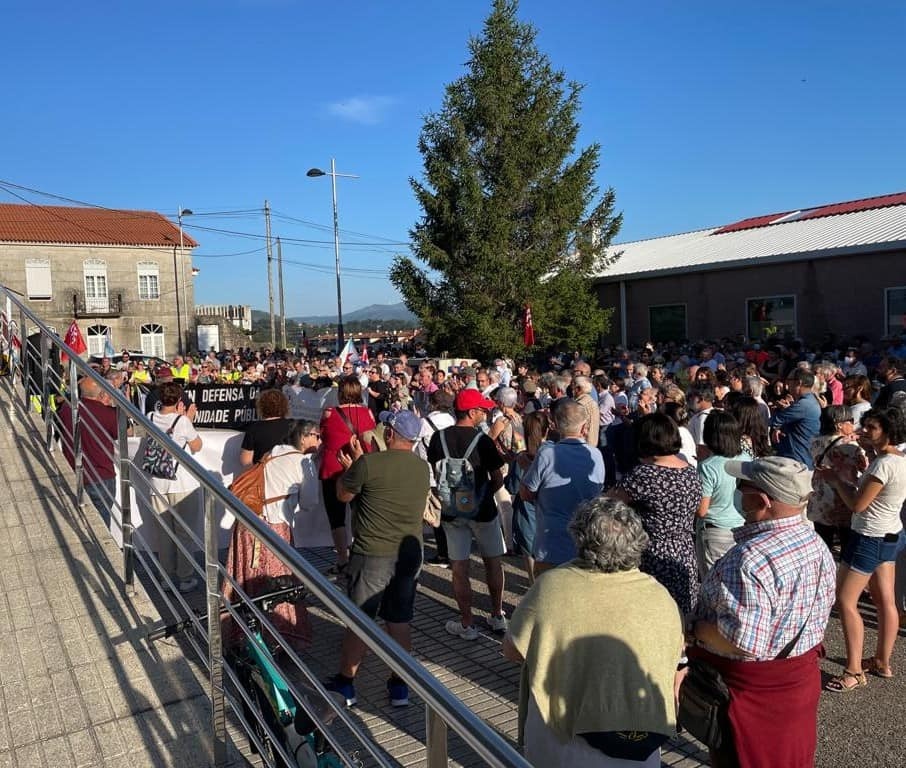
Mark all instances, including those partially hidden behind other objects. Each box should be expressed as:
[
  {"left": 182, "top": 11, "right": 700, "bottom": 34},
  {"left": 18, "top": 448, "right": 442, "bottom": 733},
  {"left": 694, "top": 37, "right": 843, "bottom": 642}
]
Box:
[{"left": 251, "top": 680, "right": 290, "bottom": 768}]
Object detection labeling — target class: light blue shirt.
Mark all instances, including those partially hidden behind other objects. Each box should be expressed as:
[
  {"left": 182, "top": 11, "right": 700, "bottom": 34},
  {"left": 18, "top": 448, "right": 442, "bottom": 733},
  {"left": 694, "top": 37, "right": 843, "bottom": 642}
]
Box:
[
  {"left": 698, "top": 454, "right": 746, "bottom": 529},
  {"left": 522, "top": 438, "right": 605, "bottom": 564}
]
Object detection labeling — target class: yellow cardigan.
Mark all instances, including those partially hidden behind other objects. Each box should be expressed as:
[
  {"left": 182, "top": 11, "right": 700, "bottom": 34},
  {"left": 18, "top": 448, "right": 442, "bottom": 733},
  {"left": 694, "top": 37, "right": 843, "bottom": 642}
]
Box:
[{"left": 508, "top": 563, "right": 684, "bottom": 744}]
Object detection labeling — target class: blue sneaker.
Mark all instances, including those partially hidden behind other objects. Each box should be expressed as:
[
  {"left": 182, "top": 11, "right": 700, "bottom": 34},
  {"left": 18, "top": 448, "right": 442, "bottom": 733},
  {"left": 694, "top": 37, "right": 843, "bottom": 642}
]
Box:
[
  {"left": 325, "top": 675, "right": 357, "bottom": 707},
  {"left": 387, "top": 677, "right": 409, "bottom": 707}
]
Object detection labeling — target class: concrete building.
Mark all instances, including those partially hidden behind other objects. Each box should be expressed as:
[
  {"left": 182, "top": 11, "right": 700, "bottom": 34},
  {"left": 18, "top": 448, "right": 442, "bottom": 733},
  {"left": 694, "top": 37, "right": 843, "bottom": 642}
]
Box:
[
  {"left": 0, "top": 203, "right": 198, "bottom": 357},
  {"left": 194, "top": 303, "right": 252, "bottom": 332},
  {"left": 595, "top": 191, "right": 906, "bottom": 347}
]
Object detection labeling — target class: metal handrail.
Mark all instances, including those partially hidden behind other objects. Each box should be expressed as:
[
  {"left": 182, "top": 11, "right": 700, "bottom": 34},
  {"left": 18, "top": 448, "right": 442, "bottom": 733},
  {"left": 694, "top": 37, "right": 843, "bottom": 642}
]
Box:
[{"left": 0, "top": 284, "right": 530, "bottom": 768}]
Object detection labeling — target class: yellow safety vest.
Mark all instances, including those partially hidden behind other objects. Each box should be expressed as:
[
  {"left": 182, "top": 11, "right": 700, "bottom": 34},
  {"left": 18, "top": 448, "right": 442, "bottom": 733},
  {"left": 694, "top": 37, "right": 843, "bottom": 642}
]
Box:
[{"left": 171, "top": 363, "right": 191, "bottom": 380}]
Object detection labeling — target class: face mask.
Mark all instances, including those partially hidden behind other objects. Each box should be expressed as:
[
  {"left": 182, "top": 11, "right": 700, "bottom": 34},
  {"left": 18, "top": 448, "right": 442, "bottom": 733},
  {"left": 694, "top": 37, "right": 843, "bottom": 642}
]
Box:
[{"left": 844, "top": 357, "right": 854, "bottom": 365}]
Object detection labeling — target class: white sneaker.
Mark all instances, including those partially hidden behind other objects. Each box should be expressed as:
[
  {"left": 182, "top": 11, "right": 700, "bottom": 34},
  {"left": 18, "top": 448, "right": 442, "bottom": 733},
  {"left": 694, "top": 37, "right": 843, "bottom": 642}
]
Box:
[
  {"left": 488, "top": 613, "right": 508, "bottom": 634},
  {"left": 445, "top": 620, "right": 479, "bottom": 641}
]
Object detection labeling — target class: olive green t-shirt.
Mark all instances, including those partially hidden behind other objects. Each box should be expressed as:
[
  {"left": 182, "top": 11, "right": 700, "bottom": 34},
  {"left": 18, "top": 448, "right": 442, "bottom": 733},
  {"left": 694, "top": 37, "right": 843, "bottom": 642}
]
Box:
[{"left": 341, "top": 449, "right": 430, "bottom": 557}]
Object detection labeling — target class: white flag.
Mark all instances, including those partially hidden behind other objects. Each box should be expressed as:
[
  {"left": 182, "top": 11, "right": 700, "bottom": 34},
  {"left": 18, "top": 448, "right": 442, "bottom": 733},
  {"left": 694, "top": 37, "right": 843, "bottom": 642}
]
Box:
[{"left": 339, "top": 338, "right": 359, "bottom": 364}]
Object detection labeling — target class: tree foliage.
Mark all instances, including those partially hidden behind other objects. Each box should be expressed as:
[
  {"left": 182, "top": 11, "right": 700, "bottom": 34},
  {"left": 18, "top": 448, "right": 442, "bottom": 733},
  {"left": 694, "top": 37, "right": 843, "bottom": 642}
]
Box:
[{"left": 391, "top": 0, "right": 622, "bottom": 360}]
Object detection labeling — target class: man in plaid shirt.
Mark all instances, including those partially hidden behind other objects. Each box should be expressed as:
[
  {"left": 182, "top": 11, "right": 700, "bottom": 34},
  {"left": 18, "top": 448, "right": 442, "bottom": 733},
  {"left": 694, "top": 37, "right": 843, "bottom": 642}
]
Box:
[{"left": 688, "top": 456, "right": 836, "bottom": 768}]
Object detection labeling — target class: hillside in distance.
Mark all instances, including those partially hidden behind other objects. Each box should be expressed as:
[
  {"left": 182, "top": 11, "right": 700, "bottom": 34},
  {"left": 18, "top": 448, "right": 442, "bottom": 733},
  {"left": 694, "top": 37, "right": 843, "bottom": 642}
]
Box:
[{"left": 251, "top": 302, "right": 416, "bottom": 325}]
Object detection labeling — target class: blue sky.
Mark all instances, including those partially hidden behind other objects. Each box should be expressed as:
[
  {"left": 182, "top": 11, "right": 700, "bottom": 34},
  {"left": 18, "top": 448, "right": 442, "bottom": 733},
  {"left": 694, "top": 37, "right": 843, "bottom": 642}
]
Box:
[{"left": 3, "top": 1, "right": 904, "bottom": 316}]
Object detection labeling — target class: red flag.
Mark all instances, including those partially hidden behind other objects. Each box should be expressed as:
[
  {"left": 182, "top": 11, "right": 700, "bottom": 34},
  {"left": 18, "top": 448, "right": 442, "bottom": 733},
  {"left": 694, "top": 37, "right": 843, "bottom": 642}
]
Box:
[
  {"left": 523, "top": 305, "right": 535, "bottom": 347},
  {"left": 64, "top": 319, "right": 87, "bottom": 356},
  {"left": 361, "top": 342, "right": 369, "bottom": 365}
]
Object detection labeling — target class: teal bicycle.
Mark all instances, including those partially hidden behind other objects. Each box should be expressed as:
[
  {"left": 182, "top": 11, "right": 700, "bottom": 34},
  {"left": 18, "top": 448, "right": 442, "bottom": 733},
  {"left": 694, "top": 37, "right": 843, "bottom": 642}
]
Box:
[{"left": 149, "top": 578, "right": 353, "bottom": 768}]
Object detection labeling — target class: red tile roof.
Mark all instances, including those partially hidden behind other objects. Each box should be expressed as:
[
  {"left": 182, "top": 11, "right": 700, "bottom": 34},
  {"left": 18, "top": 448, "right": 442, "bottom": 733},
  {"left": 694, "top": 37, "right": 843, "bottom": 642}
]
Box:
[
  {"left": 0, "top": 203, "right": 199, "bottom": 247},
  {"left": 712, "top": 191, "right": 906, "bottom": 236}
]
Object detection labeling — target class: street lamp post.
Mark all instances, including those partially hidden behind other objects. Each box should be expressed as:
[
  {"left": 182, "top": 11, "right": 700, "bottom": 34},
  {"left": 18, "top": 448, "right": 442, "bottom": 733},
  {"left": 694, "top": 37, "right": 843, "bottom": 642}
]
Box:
[
  {"left": 306, "top": 159, "right": 358, "bottom": 353},
  {"left": 177, "top": 207, "right": 193, "bottom": 356}
]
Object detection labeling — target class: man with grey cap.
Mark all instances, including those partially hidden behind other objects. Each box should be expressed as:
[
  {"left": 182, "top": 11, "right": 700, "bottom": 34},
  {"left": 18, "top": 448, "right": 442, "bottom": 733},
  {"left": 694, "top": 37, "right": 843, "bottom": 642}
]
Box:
[
  {"left": 686, "top": 456, "right": 835, "bottom": 768},
  {"left": 329, "top": 408, "right": 431, "bottom": 709}
]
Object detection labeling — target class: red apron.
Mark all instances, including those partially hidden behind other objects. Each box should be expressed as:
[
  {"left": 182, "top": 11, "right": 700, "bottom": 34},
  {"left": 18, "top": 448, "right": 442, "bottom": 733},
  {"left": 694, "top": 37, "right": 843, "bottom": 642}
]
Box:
[{"left": 688, "top": 644, "right": 823, "bottom": 768}]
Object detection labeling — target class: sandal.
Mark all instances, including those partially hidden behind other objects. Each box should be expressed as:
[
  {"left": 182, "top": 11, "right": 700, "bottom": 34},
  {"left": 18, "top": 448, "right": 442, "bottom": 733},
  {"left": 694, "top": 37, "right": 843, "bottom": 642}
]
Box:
[
  {"left": 825, "top": 669, "right": 867, "bottom": 692},
  {"left": 863, "top": 658, "right": 894, "bottom": 678}
]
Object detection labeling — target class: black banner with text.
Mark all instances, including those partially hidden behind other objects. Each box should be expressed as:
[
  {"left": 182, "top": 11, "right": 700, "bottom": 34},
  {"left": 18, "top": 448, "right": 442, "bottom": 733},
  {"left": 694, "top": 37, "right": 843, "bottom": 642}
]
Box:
[{"left": 183, "top": 383, "right": 263, "bottom": 429}]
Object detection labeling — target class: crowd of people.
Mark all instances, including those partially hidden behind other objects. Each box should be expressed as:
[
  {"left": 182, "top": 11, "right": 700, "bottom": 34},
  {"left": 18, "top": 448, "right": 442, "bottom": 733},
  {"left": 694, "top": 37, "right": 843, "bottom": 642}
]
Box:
[{"left": 75, "top": 333, "right": 906, "bottom": 767}]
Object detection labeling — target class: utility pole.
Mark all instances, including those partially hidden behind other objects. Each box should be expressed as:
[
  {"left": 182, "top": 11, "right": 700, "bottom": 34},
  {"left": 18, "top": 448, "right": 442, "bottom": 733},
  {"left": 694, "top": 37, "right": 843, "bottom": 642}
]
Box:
[
  {"left": 277, "top": 237, "right": 286, "bottom": 349},
  {"left": 264, "top": 199, "right": 275, "bottom": 349},
  {"left": 330, "top": 158, "right": 344, "bottom": 351}
]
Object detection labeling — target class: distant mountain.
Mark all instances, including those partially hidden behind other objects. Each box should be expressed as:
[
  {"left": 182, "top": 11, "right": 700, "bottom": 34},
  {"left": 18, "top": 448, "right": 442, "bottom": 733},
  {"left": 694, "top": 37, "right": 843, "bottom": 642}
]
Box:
[{"left": 252, "top": 302, "right": 416, "bottom": 325}]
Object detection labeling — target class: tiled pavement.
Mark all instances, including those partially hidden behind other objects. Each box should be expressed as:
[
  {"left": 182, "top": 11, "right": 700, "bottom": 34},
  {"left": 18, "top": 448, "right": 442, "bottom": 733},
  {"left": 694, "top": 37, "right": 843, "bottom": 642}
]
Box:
[
  {"left": 293, "top": 546, "right": 709, "bottom": 768},
  {"left": 0, "top": 385, "right": 708, "bottom": 767},
  {"left": 0, "top": 396, "right": 250, "bottom": 767}
]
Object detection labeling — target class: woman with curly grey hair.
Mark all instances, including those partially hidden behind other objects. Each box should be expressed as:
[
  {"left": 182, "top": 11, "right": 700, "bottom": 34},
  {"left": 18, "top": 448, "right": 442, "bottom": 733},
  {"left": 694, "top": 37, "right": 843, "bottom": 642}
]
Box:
[{"left": 504, "top": 496, "right": 685, "bottom": 767}]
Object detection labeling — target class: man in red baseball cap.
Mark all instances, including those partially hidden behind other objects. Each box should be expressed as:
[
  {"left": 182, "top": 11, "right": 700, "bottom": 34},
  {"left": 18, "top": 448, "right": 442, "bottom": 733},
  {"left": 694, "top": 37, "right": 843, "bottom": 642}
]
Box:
[
  {"left": 454, "top": 388, "right": 496, "bottom": 413},
  {"left": 426, "top": 387, "right": 507, "bottom": 640}
]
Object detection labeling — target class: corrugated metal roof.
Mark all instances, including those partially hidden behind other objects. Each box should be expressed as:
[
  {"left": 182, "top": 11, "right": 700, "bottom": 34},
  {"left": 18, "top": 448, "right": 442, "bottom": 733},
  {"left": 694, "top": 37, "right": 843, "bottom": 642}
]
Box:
[
  {"left": 712, "top": 210, "right": 794, "bottom": 234},
  {"left": 711, "top": 191, "right": 906, "bottom": 234},
  {"left": 0, "top": 203, "right": 199, "bottom": 247},
  {"left": 796, "top": 191, "right": 906, "bottom": 221},
  {"left": 597, "top": 199, "right": 906, "bottom": 282}
]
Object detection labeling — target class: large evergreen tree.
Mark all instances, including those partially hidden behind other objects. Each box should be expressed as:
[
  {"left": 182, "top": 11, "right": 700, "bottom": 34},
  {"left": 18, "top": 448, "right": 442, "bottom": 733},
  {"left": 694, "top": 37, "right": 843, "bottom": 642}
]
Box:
[{"left": 391, "top": 0, "right": 621, "bottom": 360}]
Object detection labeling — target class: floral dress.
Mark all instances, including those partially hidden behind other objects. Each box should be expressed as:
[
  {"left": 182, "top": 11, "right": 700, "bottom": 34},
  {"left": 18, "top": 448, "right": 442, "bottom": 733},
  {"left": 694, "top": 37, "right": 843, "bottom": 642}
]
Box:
[
  {"left": 618, "top": 462, "right": 702, "bottom": 615},
  {"left": 807, "top": 434, "right": 867, "bottom": 528}
]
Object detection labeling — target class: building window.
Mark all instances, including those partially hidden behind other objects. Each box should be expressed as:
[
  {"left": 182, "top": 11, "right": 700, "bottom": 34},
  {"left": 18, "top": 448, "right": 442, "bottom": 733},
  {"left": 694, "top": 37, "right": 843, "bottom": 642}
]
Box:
[
  {"left": 83, "top": 259, "right": 109, "bottom": 312},
  {"left": 886, "top": 287, "right": 906, "bottom": 337},
  {"left": 649, "top": 304, "right": 687, "bottom": 343},
  {"left": 86, "top": 324, "right": 111, "bottom": 357},
  {"left": 25, "top": 259, "right": 52, "bottom": 300},
  {"left": 141, "top": 323, "right": 165, "bottom": 357},
  {"left": 137, "top": 262, "right": 160, "bottom": 300},
  {"left": 747, "top": 295, "right": 796, "bottom": 340}
]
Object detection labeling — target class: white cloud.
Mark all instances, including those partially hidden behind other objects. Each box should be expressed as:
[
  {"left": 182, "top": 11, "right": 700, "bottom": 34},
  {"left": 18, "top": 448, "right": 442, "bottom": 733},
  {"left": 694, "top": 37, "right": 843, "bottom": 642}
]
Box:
[{"left": 326, "top": 95, "right": 396, "bottom": 125}]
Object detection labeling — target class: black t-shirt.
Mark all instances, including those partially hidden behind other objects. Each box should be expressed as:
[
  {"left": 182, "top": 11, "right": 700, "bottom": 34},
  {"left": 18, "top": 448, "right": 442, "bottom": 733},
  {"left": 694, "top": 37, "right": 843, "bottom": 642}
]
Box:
[
  {"left": 367, "top": 379, "right": 389, "bottom": 418},
  {"left": 241, "top": 418, "right": 296, "bottom": 463},
  {"left": 426, "top": 425, "right": 504, "bottom": 522}
]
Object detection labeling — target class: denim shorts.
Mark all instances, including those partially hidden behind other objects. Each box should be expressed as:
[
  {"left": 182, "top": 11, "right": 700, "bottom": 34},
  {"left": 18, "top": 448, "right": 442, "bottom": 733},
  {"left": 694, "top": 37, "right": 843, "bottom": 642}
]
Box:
[{"left": 841, "top": 529, "right": 906, "bottom": 574}]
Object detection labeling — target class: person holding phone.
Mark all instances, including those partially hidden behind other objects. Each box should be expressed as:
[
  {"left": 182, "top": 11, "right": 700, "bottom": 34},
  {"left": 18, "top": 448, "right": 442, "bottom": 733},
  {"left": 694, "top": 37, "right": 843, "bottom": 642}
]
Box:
[{"left": 819, "top": 407, "right": 906, "bottom": 690}]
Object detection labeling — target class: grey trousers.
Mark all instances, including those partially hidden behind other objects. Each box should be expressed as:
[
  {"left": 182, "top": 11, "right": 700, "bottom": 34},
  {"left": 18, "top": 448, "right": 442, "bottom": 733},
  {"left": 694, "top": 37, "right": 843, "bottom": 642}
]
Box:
[{"left": 696, "top": 524, "right": 737, "bottom": 581}]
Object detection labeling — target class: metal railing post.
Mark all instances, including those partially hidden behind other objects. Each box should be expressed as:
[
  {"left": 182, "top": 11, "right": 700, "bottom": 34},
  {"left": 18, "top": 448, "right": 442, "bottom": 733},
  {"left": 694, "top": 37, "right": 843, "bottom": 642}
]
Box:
[
  {"left": 40, "top": 332, "right": 53, "bottom": 450},
  {"left": 426, "top": 706, "right": 449, "bottom": 768},
  {"left": 117, "top": 407, "right": 135, "bottom": 596},
  {"left": 2, "top": 297, "right": 11, "bottom": 411},
  {"left": 204, "top": 487, "right": 227, "bottom": 767},
  {"left": 19, "top": 306, "right": 30, "bottom": 410},
  {"left": 69, "top": 357, "right": 85, "bottom": 507}
]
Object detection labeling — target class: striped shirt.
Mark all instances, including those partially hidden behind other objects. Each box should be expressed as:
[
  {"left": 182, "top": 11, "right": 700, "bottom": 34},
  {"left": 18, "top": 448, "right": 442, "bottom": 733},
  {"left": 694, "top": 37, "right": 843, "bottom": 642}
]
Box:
[{"left": 696, "top": 517, "right": 836, "bottom": 660}]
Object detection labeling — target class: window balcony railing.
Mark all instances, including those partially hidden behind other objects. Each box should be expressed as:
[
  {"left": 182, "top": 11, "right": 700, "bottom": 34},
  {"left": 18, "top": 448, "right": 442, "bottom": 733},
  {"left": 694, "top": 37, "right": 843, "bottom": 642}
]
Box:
[{"left": 72, "top": 291, "right": 124, "bottom": 318}]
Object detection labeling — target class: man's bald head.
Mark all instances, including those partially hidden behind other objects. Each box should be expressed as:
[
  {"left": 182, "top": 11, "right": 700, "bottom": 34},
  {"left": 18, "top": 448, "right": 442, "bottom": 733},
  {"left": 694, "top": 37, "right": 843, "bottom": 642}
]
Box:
[{"left": 79, "top": 377, "right": 102, "bottom": 399}]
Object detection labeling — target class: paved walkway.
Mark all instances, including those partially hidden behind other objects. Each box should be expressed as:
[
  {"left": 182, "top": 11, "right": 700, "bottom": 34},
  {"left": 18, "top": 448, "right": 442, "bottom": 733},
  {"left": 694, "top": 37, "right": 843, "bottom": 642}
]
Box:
[{"left": 0, "top": 395, "right": 250, "bottom": 768}]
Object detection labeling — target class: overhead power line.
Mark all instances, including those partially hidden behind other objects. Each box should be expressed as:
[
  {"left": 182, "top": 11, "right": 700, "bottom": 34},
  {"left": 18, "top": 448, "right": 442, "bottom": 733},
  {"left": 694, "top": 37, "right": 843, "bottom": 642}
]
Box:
[{"left": 0, "top": 178, "right": 411, "bottom": 251}]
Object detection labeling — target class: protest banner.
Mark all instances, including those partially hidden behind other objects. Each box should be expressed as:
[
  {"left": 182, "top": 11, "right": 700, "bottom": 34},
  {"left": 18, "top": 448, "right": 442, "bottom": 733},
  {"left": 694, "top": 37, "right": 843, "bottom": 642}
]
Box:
[{"left": 183, "top": 382, "right": 263, "bottom": 429}]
